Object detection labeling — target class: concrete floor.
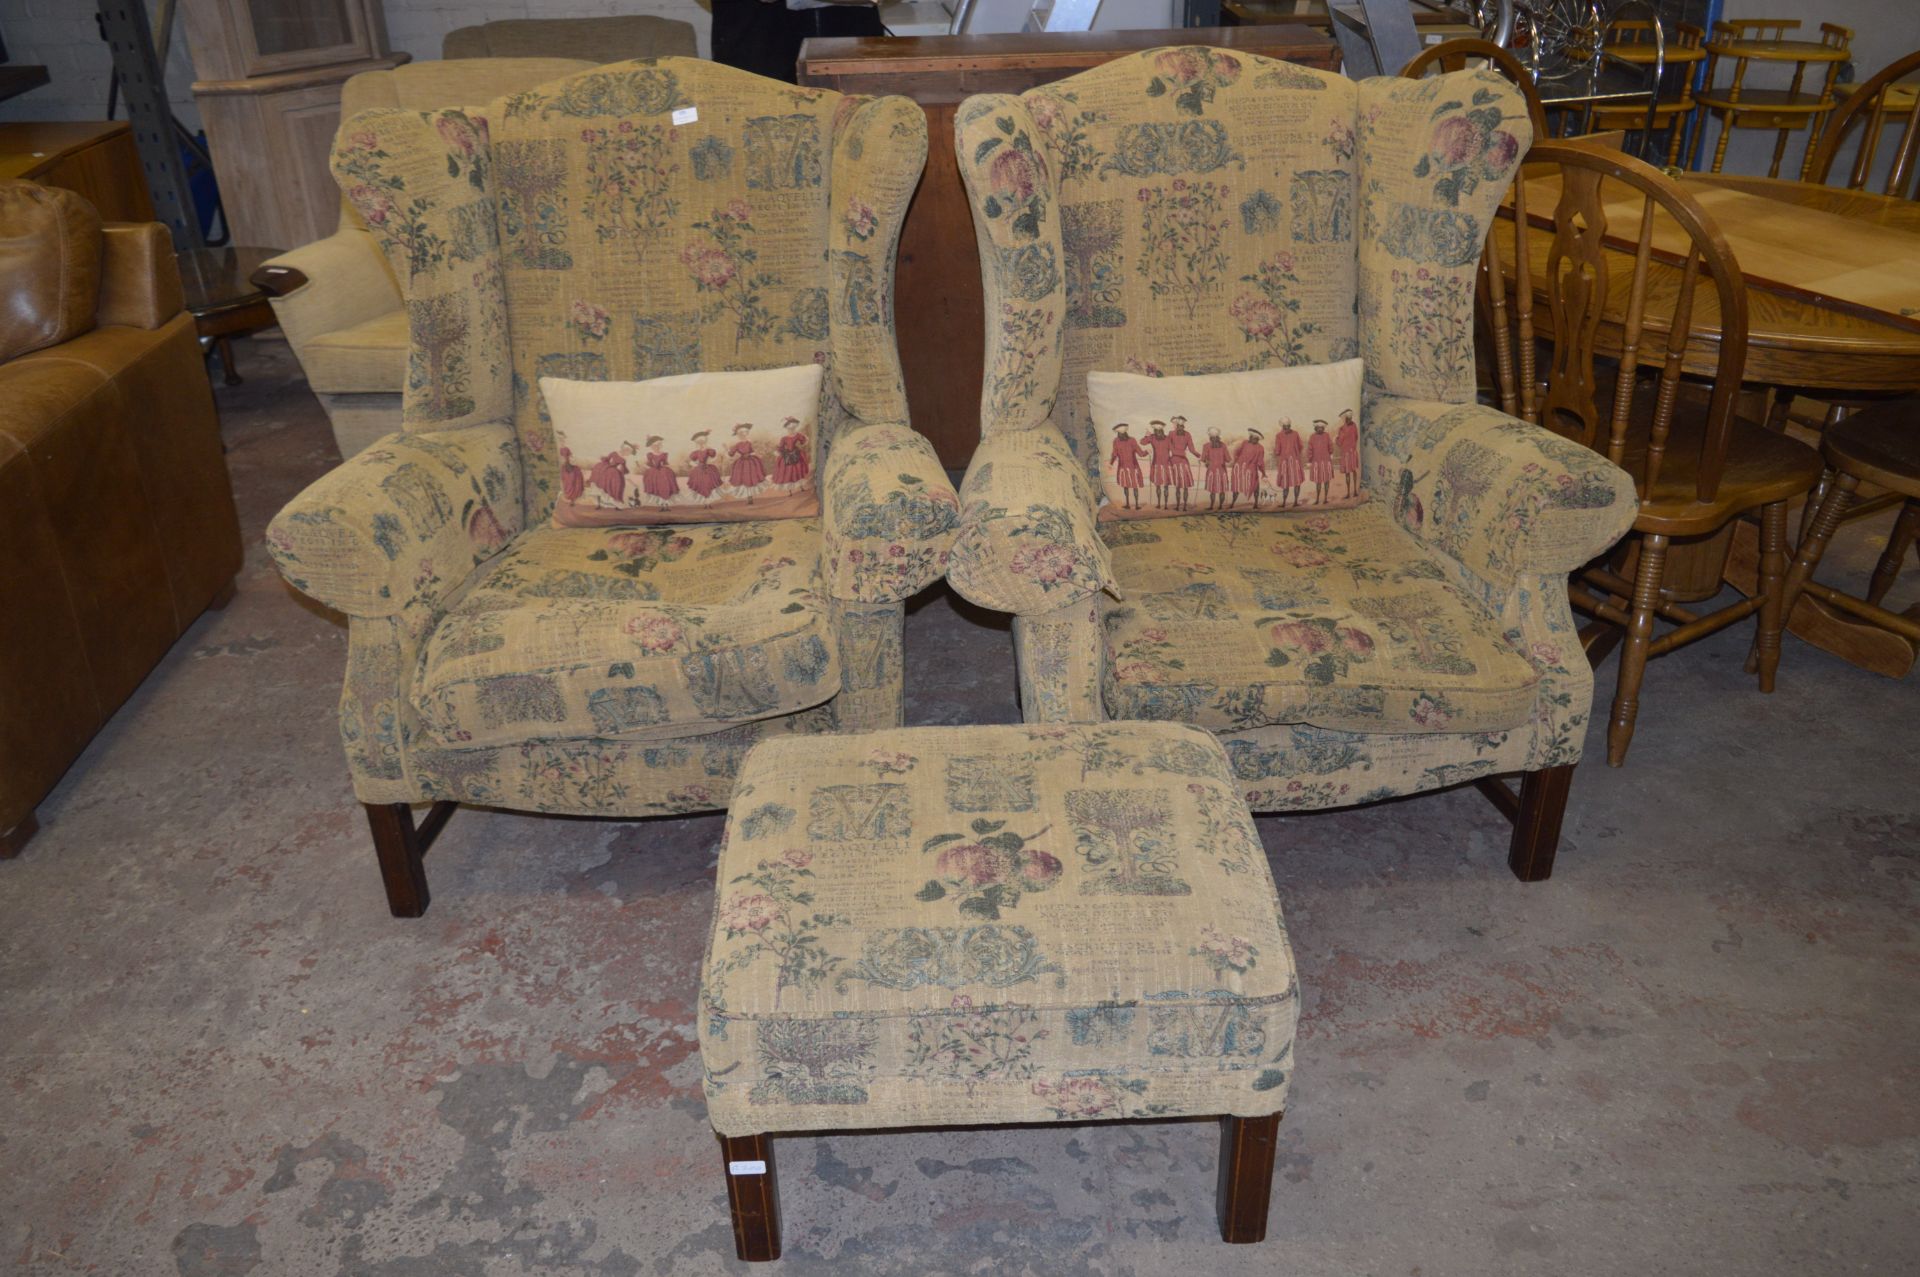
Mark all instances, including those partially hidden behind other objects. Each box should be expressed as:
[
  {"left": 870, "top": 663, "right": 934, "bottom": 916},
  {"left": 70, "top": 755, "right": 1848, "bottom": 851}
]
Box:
[{"left": 2, "top": 342, "right": 1917, "bottom": 1276}]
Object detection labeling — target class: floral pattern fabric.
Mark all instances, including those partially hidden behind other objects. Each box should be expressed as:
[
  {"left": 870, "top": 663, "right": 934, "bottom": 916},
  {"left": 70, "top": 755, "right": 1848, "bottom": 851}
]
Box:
[
  {"left": 948, "top": 53, "right": 1636, "bottom": 815},
  {"left": 1100, "top": 508, "right": 1540, "bottom": 735},
  {"left": 820, "top": 421, "right": 960, "bottom": 603},
  {"left": 700, "top": 723, "right": 1297, "bottom": 1136},
  {"left": 274, "top": 59, "right": 951, "bottom": 816}
]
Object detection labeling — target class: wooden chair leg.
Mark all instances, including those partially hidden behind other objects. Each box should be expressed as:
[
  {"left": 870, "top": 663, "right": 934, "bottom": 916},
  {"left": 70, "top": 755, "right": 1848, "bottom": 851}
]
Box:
[
  {"left": 362, "top": 800, "right": 455, "bottom": 918},
  {"left": 1506, "top": 763, "right": 1575, "bottom": 883},
  {"left": 1, "top": 811, "right": 37, "bottom": 859},
  {"left": 1778, "top": 472, "right": 1861, "bottom": 630},
  {"left": 1865, "top": 499, "right": 1920, "bottom": 607},
  {"left": 1218, "top": 1112, "right": 1282, "bottom": 1244},
  {"left": 216, "top": 336, "right": 242, "bottom": 385},
  {"left": 719, "top": 1132, "right": 780, "bottom": 1262},
  {"left": 1752, "top": 500, "right": 1789, "bottom": 692},
  {"left": 1607, "top": 533, "right": 1668, "bottom": 766}
]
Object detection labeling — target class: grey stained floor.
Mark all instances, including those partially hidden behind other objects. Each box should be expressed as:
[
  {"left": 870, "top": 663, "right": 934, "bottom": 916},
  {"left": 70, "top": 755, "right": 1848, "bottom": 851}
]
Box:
[{"left": 2, "top": 341, "right": 1917, "bottom": 1277}]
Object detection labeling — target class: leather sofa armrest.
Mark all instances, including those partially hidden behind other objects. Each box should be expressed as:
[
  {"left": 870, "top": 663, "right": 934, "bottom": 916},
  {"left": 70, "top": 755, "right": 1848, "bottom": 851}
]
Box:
[{"left": 95, "top": 223, "right": 184, "bottom": 330}]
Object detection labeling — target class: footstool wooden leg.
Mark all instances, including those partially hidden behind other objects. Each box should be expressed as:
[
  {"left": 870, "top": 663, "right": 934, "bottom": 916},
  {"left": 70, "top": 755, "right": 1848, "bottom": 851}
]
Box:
[
  {"left": 1217, "top": 1112, "right": 1283, "bottom": 1244},
  {"left": 719, "top": 1132, "right": 780, "bottom": 1262}
]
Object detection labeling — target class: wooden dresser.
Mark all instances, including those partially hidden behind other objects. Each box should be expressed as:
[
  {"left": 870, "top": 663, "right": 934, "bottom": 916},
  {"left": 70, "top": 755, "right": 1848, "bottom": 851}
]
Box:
[
  {"left": 800, "top": 25, "right": 1342, "bottom": 466},
  {"left": 0, "top": 122, "right": 156, "bottom": 223}
]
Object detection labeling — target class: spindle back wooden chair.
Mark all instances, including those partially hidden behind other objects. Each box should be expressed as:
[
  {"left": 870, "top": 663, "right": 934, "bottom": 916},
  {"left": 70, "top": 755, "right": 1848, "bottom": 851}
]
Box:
[
  {"left": 1482, "top": 141, "right": 1822, "bottom": 763},
  {"left": 1809, "top": 47, "right": 1920, "bottom": 200},
  {"left": 1592, "top": 21, "right": 1708, "bottom": 168},
  {"left": 1401, "top": 38, "right": 1550, "bottom": 141}
]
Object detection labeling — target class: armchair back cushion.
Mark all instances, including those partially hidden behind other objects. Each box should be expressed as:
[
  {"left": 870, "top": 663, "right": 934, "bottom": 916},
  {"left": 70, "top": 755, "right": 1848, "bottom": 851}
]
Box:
[
  {"left": 335, "top": 59, "right": 924, "bottom": 523},
  {"left": 957, "top": 52, "right": 1528, "bottom": 471}
]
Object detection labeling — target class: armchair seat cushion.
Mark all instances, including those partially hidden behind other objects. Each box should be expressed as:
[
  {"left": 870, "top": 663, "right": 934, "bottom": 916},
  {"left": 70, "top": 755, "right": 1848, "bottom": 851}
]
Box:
[
  {"left": 414, "top": 519, "right": 839, "bottom": 748},
  {"left": 299, "top": 308, "right": 406, "bottom": 394},
  {"left": 1101, "top": 507, "right": 1540, "bottom": 735}
]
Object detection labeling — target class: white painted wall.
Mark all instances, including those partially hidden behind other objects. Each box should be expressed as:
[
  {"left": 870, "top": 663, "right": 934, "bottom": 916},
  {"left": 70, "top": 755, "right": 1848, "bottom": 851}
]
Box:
[{"left": 0, "top": 0, "right": 202, "bottom": 127}]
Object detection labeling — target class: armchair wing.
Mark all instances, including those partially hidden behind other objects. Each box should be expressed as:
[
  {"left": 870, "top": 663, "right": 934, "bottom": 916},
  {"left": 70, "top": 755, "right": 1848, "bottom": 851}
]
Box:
[
  {"left": 821, "top": 421, "right": 959, "bottom": 603},
  {"left": 947, "top": 425, "right": 1112, "bottom": 616}
]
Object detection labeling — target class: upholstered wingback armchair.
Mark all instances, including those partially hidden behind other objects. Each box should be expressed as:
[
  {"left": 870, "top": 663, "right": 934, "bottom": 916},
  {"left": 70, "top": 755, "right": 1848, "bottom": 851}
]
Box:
[
  {"left": 948, "top": 52, "right": 1637, "bottom": 880},
  {"left": 257, "top": 58, "right": 594, "bottom": 459},
  {"left": 266, "top": 59, "right": 956, "bottom": 916}
]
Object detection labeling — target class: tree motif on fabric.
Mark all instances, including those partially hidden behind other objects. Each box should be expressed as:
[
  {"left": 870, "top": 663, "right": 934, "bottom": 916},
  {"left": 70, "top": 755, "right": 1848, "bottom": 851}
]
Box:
[
  {"left": 917, "top": 819, "right": 1062, "bottom": 920},
  {"left": 748, "top": 1017, "right": 876, "bottom": 1106},
  {"left": 684, "top": 201, "right": 782, "bottom": 350},
  {"left": 581, "top": 123, "right": 679, "bottom": 259},
  {"left": 407, "top": 296, "right": 474, "bottom": 419},
  {"left": 1067, "top": 789, "right": 1191, "bottom": 896},
  {"left": 986, "top": 303, "right": 1055, "bottom": 423},
  {"left": 1061, "top": 201, "right": 1125, "bottom": 329},
  {"left": 1027, "top": 91, "right": 1107, "bottom": 182},
  {"left": 1136, "top": 180, "right": 1230, "bottom": 321},
  {"left": 1390, "top": 267, "right": 1474, "bottom": 398}
]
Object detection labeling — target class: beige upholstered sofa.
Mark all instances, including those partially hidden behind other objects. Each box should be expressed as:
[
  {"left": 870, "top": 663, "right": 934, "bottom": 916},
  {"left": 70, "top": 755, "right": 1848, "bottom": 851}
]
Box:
[{"left": 259, "top": 58, "right": 592, "bottom": 459}]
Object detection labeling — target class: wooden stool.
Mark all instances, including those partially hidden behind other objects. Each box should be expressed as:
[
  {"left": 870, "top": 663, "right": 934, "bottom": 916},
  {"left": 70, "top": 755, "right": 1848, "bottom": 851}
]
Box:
[
  {"left": 699, "top": 723, "right": 1299, "bottom": 1261},
  {"left": 1692, "top": 19, "right": 1851, "bottom": 179},
  {"left": 1593, "top": 21, "right": 1708, "bottom": 168},
  {"left": 1774, "top": 401, "right": 1920, "bottom": 661}
]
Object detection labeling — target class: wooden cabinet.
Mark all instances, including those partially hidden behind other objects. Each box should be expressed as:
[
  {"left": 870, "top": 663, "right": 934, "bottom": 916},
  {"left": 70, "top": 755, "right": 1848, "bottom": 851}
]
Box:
[
  {"left": 800, "top": 26, "right": 1341, "bottom": 466},
  {"left": 182, "top": 0, "right": 405, "bottom": 250}
]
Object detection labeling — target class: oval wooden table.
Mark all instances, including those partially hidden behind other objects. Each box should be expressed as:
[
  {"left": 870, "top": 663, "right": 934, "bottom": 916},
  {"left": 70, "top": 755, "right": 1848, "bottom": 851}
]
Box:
[{"left": 1506, "top": 171, "right": 1920, "bottom": 676}]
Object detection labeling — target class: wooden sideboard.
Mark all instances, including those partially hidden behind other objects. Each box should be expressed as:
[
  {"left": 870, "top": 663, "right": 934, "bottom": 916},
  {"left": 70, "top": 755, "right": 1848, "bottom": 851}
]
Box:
[
  {"left": 800, "top": 25, "right": 1342, "bottom": 466},
  {"left": 0, "top": 122, "right": 156, "bottom": 223}
]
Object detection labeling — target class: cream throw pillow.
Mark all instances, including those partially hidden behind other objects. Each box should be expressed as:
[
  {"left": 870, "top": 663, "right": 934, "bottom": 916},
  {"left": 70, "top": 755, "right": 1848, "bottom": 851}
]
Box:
[
  {"left": 542, "top": 363, "right": 824, "bottom": 528},
  {"left": 1087, "top": 358, "right": 1366, "bottom": 521}
]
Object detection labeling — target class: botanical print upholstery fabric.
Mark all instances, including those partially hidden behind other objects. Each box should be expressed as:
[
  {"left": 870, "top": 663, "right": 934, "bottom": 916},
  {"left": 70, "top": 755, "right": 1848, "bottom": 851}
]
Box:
[
  {"left": 700, "top": 723, "right": 1298, "bottom": 1136},
  {"left": 947, "top": 52, "right": 1640, "bottom": 815},
  {"left": 1087, "top": 359, "right": 1366, "bottom": 519},
  {"left": 266, "top": 59, "right": 952, "bottom": 818},
  {"left": 541, "top": 363, "right": 825, "bottom": 526}
]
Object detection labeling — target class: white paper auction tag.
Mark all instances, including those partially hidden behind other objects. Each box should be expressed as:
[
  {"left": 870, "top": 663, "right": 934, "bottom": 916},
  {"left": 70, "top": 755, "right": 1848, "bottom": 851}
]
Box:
[
  {"left": 728, "top": 1159, "right": 767, "bottom": 1176},
  {"left": 672, "top": 107, "right": 698, "bottom": 126}
]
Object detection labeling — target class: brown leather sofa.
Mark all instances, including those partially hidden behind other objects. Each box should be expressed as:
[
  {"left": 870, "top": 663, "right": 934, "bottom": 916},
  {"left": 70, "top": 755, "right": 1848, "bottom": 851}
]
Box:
[{"left": 0, "top": 182, "right": 243, "bottom": 856}]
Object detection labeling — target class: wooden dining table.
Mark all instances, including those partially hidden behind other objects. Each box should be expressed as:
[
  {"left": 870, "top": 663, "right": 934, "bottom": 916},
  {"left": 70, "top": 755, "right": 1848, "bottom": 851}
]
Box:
[{"left": 1506, "top": 167, "right": 1920, "bottom": 676}]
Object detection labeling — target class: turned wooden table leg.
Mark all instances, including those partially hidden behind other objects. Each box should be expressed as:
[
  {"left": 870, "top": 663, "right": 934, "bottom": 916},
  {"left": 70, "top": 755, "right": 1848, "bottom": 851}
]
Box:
[
  {"left": 1218, "top": 1112, "right": 1282, "bottom": 1244},
  {"left": 720, "top": 1132, "right": 780, "bottom": 1262}
]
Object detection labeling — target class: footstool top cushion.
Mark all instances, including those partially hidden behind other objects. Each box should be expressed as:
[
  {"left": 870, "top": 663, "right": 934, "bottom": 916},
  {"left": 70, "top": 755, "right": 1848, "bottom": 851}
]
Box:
[{"left": 700, "top": 722, "right": 1298, "bottom": 1136}]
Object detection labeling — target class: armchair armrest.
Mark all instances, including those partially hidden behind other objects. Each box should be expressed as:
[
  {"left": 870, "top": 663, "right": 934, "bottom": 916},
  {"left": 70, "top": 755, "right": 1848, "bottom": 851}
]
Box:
[
  {"left": 820, "top": 421, "right": 959, "bottom": 603},
  {"left": 265, "top": 424, "right": 522, "bottom": 621},
  {"left": 947, "top": 425, "right": 1113, "bottom": 617},
  {"left": 257, "top": 228, "right": 402, "bottom": 355},
  {"left": 95, "top": 223, "right": 183, "bottom": 330},
  {"left": 1364, "top": 394, "right": 1636, "bottom": 590}
]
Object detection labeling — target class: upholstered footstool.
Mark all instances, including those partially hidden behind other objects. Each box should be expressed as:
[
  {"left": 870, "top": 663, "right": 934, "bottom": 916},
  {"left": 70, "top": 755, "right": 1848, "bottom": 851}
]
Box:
[{"left": 698, "top": 723, "right": 1300, "bottom": 1261}]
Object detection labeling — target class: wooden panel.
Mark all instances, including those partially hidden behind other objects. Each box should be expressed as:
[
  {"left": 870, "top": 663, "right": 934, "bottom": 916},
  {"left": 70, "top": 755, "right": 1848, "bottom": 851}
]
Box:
[
  {"left": 278, "top": 93, "right": 350, "bottom": 246},
  {"left": 801, "top": 25, "right": 1341, "bottom": 467},
  {"left": 0, "top": 122, "right": 155, "bottom": 222}
]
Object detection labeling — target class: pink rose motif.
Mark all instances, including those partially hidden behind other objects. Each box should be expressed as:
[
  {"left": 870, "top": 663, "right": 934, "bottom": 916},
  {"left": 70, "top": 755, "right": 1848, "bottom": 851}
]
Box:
[
  {"left": 1022, "top": 849, "right": 1063, "bottom": 883},
  {"left": 1482, "top": 129, "right": 1520, "bottom": 176},
  {"left": 1274, "top": 544, "right": 1331, "bottom": 570},
  {"left": 1009, "top": 543, "right": 1077, "bottom": 584},
  {"left": 1271, "top": 621, "right": 1331, "bottom": 654},
  {"left": 1303, "top": 515, "right": 1332, "bottom": 533},
  {"left": 1032, "top": 1077, "right": 1120, "bottom": 1120},
  {"left": 989, "top": 147, "right": 1038, "bottom": 201},
  {"left": 1429, "top": 116, "right": 1481, "bottom": 169},
  {"left": 1154, "top": 48, "right": 1206, "bottom": 84},
  {"left": 1410, "top": 694, "right": 1451, "bottom": 729},
  {"left": 610, "top": 530, "right": 665, "bottom": 556},
  {"left": 569, "top": 299, "right": 610, "bottom": 339},
  {"left": 622, "top": 614, "right": 684, "bottom": 654},
  {"left": 723, "top": 199, "right": 751, "bottom": 223},
  {"left": 1338, "top": 626, "right": 1375, "bottom": 657},
  {"left": 435, "top": 115, "right": 476, "bottom": 157},
  {"left": 618, "top": 119, "right": 635, "bottom": 134},
  {"left": 781, "top": 848, "right": 813, "bottom": 869},
  {"left": 1141, "top": 627, "right": 1169, "bottom": 643},
  {"left": 1230, "top": 294, "right": 1282, "bottom": 339},
  {"left": 465, "top": 504, "right": 508, "bottom": 551},
  {"left": 1530, "top": 641, "right": 1563, "bottom": 667},
  {"left": 681, "top": 245, "right": 736, "bottom": 291},
  {"left": 937, "top": 843, "right": 1009, "bottom": 888},
  {"left": 350, "top": 130, "right": 379, "bottom": 151},
  {"left": 720, "top": 891, "right": 782, "bottom": 934},
  {"left": 1028, "top": 96, "right": 1062, "bottom": 131},
  {"left": 888, "top": 544, "right": 905, "bottom": 558},
  {"left": 845, "top": 198, "right": 877, "bottom": 240}
]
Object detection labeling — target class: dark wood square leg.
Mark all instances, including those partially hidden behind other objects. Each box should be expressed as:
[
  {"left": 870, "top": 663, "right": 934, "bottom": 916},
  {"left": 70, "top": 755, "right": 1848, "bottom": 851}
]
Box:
[
  {"left": 1217, "top": 1112, "right": 1282, "bottom": 1244},
  {"left": 1505, "top": 763, "right": 1575, "bottom": 883},
  {"left": 719, "top": 1132, "right": 780, "bottom": 1262},
  {"left": 362, "top": 800, "right": 455, "bottom": 919}
]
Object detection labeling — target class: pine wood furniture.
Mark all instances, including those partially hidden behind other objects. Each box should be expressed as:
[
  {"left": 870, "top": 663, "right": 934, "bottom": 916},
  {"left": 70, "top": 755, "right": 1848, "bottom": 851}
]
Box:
[
  {"left": 1593, "top": 20, "right": 1708, "bottom": 168},
  {"left": 0, "top": 122, "right": 156, "bottom": 224},
  {"left": 182, "top": 0, "right": 406, "bottom": 251},
  {"left": 1770, "top": 401, "right": 1920, "bottom": 673},
  {"left": 1489, "top": 143, "right": 1822, "bottom": 764},
  {"left": 699, "top": 724, "right": 1297, "bottom": 1263},
  {"left": 1692, "top": 19, "right": 1851, "bottom": 179},
  {"left": 1809, "top": 48, "right": 1920, "bottom": 200},
  {"left": 796, "top": 24, "right": 1341, "bottom": 467}
]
